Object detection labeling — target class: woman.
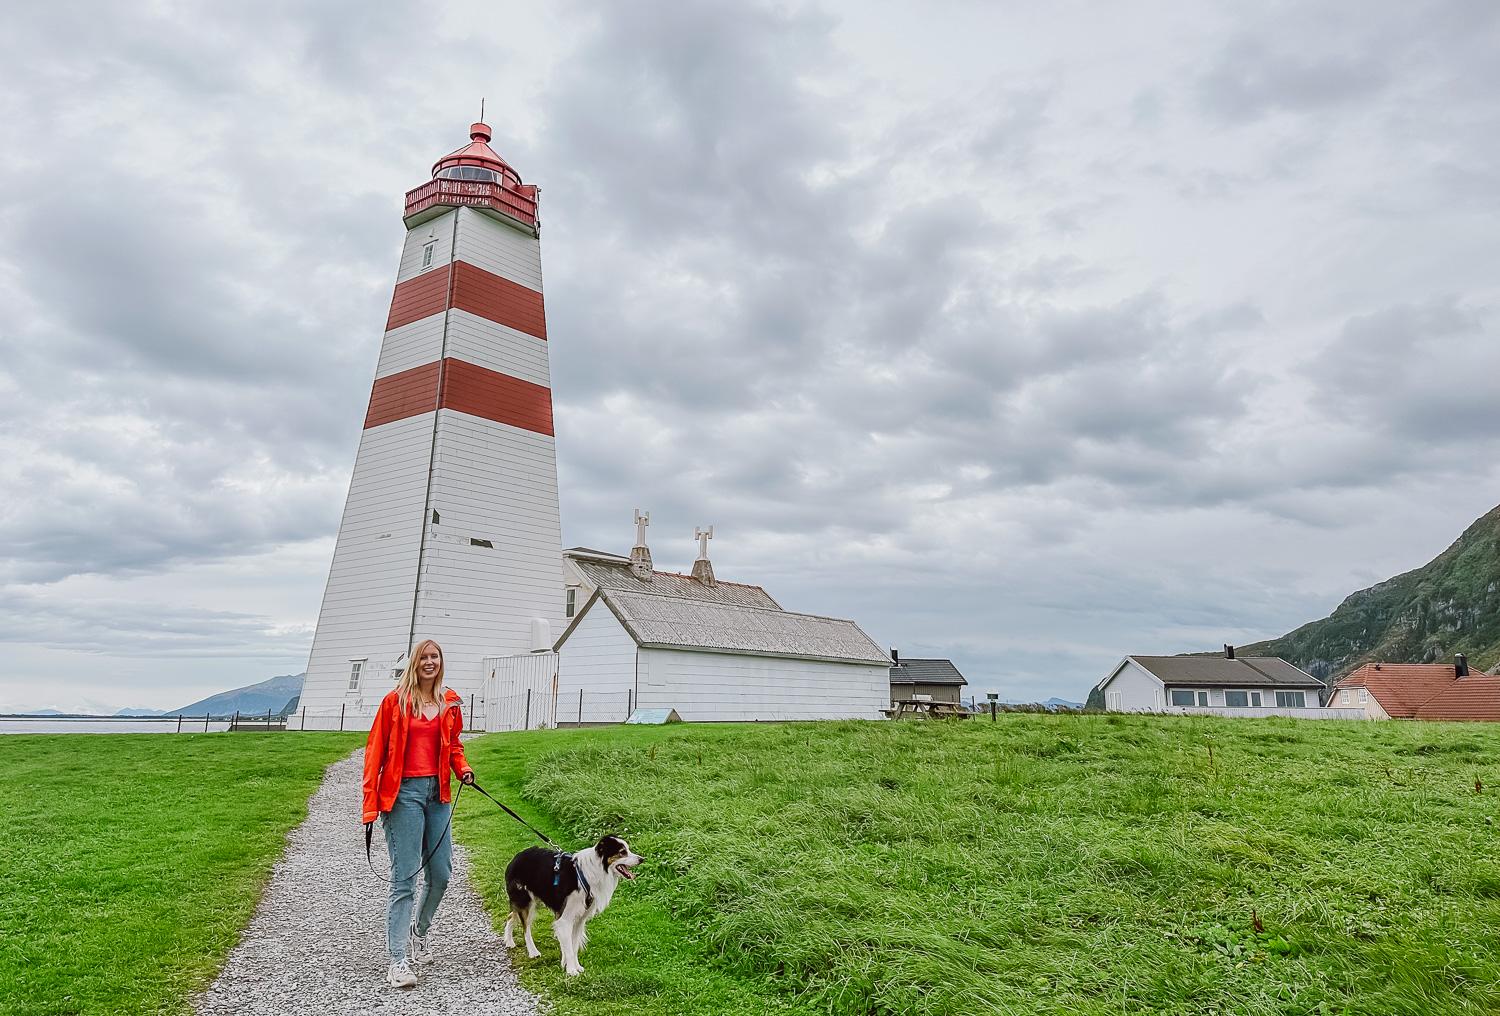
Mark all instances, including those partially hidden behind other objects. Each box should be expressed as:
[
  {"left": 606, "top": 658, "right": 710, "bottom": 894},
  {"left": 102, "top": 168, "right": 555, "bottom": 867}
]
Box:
[{"left": 362, "top": 639, "right": 475, "bottom": 988}]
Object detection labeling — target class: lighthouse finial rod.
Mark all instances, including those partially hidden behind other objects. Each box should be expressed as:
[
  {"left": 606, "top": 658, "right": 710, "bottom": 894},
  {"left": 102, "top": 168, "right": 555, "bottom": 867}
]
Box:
[{"left": 480, "top": 97, "right": 485, "bottom": 122}]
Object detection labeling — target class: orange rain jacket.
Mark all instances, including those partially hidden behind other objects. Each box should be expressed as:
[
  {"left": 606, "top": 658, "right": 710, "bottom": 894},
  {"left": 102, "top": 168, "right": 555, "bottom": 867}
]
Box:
[{"left": 362, "top": 687, "right": 474, "bottom": 823}]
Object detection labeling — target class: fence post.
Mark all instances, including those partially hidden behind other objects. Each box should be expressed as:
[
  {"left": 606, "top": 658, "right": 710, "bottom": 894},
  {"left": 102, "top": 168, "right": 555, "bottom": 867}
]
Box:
[
  {"left": 579, "top": 689, "right": 584, "bottom": 726},
  {"left": 204, "top": 713, "right": 210, "bottom": 732},
  {"left": 339, "top": 703, "right": 346, "bottom": 731},
  {"left": 469, "top": 694, "right": 474, "bottom": 731},
  {"left": 301, "top": 706, "right": 306, "bottom": 731},
  {"left": 266, "top": 707, "right": 272, "bottom": 729},
  {"left": 626, "top": 688, "right": 633, "bottom": 720},
  {"left": 234, "top": 710, "right": 240, "bottom": 731},
  {"left": 176, "top": 714, "right": 182, "bottom": 734},
  {"left": 524, "top": 689, "right": 532, "bottom": 730}
]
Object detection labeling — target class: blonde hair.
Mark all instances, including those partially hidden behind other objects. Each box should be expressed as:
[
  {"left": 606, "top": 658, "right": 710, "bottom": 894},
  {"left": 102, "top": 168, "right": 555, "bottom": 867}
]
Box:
[{"left": 396, "top": 639, "right": 445, "bottom": 716}]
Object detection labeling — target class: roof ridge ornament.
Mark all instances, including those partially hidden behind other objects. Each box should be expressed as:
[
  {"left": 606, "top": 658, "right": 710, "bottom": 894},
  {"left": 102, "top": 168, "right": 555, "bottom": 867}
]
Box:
[
  {"left": 629, "top": 509, "right": 653, "bottom": 581},
  {"left": 691, "top": 526, "right": 716, "bottom": 587}
]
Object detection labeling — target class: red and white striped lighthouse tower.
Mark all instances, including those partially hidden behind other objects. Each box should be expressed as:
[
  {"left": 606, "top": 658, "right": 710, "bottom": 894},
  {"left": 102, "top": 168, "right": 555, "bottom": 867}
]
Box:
[{"left": 300, "top": 121, "right": 564, "bottom": 724}]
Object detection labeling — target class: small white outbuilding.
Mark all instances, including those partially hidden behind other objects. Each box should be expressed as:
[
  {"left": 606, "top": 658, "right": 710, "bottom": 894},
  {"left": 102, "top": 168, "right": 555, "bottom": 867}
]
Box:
[{"left": 551, "top": 528, "right": 890, "bottom": 723}]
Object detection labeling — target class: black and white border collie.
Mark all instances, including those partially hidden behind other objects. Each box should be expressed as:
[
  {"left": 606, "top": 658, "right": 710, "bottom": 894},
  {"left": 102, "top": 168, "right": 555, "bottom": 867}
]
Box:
[{"left": 502, "top": 835, "right": 642, "bottom": 976}]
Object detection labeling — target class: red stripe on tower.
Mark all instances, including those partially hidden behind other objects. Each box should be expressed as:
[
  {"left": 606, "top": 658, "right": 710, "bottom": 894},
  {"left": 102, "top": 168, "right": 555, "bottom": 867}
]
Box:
[
  {"left": 451, "top": 261, "right": 547, "bottom": 340},
  {"left": 382, "top": 262, "right": 547, "bottom": 338},
  {"left": 385, "top": 268, "right": 452, "bottom": 332},
  {"left": 364, "top": 360, "right": 440, "bottom": 428},
  {"left": 363, "top": 358, "right": 553, "bottom": 435}
]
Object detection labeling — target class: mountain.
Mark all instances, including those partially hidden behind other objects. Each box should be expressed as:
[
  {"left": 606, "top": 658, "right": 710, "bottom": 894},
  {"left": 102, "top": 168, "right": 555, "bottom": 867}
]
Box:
[
  {"left": 115, "top": 707, "right": 166, "bottom": 717},
  {"left": 1239, "top": 503, "right": 1500, "bottom": 684},
  {"left": 1043, "top": 697, "right": 1083, "bottom": 710},
  {"left": 173, "top": 673, "right": 305, "bottom": 717}
]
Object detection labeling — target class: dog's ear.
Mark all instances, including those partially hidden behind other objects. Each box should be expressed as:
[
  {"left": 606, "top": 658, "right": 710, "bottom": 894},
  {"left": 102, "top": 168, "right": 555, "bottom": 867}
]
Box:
[{"left": 594, "top": 835, "right": 624, "bottom": 861}]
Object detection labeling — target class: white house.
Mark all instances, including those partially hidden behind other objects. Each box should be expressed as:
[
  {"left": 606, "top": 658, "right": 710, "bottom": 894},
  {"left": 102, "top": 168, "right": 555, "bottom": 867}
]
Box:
[
  {"left": 545, "top": 521, "right": 891, "bottom": 724},
  {"left": 1095, "top": 649, "right": 1365, "bottom": 719}
]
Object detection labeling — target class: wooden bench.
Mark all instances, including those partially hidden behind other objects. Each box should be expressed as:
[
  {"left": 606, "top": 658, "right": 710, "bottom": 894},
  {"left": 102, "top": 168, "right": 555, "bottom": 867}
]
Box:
[{"left": 884, "top": 699, "right": 972, "bottom": 720}]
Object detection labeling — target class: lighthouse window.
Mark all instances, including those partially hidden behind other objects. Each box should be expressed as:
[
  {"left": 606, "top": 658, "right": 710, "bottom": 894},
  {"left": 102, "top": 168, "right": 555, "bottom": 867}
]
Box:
[
  {"left": 347, "top": 659, "right": 365, "bottom": 692},
  {"left": 422, "top": 241, "right": 435, "bottom": 269},
  {"left": 566, "top": 587, "right": 577, "bottom": 617},
  {"left": 437, "top": 166, "right": 501, "bottom": 183}
]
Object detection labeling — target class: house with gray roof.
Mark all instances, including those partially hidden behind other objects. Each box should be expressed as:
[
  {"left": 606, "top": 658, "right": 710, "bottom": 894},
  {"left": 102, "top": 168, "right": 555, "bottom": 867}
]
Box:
[
  {"left": 888, "top": 654, "right": 968, "bottom": 706},
  {"left": 547, "top": 520, "right": 890, "bottom": 723},
  {"left": 1094, "top": 647, "right": 1364, "bottom": 718}
]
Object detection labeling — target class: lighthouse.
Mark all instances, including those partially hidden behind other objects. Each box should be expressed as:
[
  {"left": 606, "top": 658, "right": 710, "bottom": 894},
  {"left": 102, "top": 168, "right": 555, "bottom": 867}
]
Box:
[{"left": 299, "top": 121, "right": 564, "bottom": 725}]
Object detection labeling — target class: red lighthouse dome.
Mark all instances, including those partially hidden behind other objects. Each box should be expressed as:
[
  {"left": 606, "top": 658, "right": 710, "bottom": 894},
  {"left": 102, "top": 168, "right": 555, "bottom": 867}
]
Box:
[
  {"left": 431, "top": 122, "right": 523, "bottom": 187},
  {"left": 404, "top": 121, "right": 540, "bottom": 234}
]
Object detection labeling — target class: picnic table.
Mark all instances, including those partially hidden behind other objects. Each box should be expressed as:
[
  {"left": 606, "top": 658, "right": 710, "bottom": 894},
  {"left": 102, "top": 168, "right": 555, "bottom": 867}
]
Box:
[{"left": 883, "top": 699, "right": 972, "bottom": 719}]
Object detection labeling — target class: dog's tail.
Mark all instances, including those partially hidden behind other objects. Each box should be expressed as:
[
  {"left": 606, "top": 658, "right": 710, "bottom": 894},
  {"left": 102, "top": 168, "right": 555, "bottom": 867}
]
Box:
[{"left": 505, "top": 876, "right": 533, "bottom": 914}]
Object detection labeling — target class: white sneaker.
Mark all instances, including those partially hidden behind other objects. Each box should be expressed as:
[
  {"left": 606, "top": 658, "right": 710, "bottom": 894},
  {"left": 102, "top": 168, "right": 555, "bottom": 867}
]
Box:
[
  {"left": 387, "top": 960, "right": 418, "bottom": 988},
  {"left": 409, "top": 923, "right": 433, "bottom": 965}
]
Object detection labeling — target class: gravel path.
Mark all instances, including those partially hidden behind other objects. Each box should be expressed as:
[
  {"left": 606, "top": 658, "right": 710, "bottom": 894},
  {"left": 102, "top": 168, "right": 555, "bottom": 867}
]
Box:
[{"left": 195, "top": 750, "right": 541, "bottom": 1016}]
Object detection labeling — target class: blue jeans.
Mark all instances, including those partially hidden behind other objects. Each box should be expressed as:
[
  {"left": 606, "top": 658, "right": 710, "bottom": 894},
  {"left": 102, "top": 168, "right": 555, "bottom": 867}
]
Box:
[{"left": 382, "top": 776, "right": 453, "bottom": 962}]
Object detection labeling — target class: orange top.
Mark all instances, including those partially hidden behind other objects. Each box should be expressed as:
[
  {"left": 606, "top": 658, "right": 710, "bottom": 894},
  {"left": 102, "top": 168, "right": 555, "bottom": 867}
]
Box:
[
  {"left": 401, "top": 711, "right": 441, "bottom": 776},
  {"left": 361, "top": 688, "right": 472, "bottom": 823}
]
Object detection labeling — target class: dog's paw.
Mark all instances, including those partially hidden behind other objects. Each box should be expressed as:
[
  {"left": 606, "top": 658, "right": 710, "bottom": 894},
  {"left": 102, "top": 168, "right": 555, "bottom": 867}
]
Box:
[{"left": 526, "top": 948, "right": 542, "bottom": 959}]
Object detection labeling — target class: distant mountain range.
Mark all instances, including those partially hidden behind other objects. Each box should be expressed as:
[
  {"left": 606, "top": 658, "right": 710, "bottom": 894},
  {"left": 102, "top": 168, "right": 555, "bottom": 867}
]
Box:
[
  {"left": 1240, "top": 503, "right": 1500, "bottom": 683},
  {"left": 172, "top": 673, "right": 305, "bottom": 717}
]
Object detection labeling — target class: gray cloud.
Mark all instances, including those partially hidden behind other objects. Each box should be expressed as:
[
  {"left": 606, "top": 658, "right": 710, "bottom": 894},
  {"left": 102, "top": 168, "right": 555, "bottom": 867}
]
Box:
[{"left": 2, "top": 0, "right": 1498, "bottom": 709}]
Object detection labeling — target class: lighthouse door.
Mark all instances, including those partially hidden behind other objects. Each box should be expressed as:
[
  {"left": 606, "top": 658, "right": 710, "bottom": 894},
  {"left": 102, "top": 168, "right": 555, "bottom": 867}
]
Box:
[{"left": 481, "top": 653, "right": 559, "bottom": 732}]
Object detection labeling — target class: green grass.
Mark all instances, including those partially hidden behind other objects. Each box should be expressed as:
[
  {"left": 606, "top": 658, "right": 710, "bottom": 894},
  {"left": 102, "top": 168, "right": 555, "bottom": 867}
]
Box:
[
  {"left": 0, "top": 733, "right": 361, "bottom": 1016},
  {"left": 458, "top": 716, "right": 1500, "bottom": 1016}
]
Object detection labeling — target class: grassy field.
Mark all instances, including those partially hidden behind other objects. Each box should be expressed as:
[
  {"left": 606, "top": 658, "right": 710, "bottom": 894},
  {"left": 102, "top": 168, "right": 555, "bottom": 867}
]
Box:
[
  {"left": 459, "top": 716, "right": 1500, "bottom": 1016},
  {"left": 0, "top": 733, "right": 360, "bottom": 1016}
]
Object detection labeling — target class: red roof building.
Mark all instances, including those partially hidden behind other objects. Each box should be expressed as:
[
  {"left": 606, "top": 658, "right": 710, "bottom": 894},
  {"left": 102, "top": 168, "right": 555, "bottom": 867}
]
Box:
[{"left": 1331, "top": 657, "right": 1496, "bottom": 720}]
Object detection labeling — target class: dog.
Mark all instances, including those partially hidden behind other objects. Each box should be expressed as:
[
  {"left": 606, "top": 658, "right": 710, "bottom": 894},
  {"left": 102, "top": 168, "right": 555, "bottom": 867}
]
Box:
[{"left": 502, "top": 835, "right": 642, "bottom": 975}]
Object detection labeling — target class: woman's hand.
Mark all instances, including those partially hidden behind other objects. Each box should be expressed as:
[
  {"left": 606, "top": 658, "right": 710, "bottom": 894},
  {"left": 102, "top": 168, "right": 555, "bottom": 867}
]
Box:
[{"left": 461, "top": 771, "right": 476, "bottom": 785}]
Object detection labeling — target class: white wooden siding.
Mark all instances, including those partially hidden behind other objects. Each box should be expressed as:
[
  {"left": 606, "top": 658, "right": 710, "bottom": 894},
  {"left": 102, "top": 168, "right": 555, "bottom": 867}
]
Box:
[
  {"left": 444, "top": 310, "right": 551, "bottom": 387},
  {"left": 375, "top": 314, "right": 447, "bottom": 379},
  {"left": 454, "top": 207, "right": 543, "bottom": 291},
  {"left": 410, "top": 411, "right": 565, "bottom": 697},
  {"left": 301, "top": 413, "right": 435, "bottom": 720},
  {"left": 637, "top": 648, "right": 887, "bottom": 722},
  {"left": 1099, "top": 660, "right": 1163, "bottom": 712},
  {"left": 555, "top": 602, "right": 638, "bottom": 723},
  {"left": 396, "top": 210, "right": 457, "bottom": 284}
]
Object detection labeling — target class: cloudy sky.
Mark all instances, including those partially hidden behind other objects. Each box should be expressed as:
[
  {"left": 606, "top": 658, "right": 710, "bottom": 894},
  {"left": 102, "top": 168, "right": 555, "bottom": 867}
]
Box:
[{"left": 2, "top": 0, "right": 1497, "bottom": 712}]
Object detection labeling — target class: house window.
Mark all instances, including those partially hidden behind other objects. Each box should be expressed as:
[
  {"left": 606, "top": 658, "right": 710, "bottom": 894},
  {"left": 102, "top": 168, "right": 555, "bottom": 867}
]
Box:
[
  {"left": 1275, "top": 690, "right": 1307, "bottom": 708},
  {"left": 1251, "top": 692, "right": 1262, "bottom": 707},
  {"left": 1225, "top": 690, "right": 1249, "bottom": 708},
  {"left": 347, "top": 660, "right": 365, "bottom": 692},
  {"left": 1197, "top": 691, "right": 1209, "bottom": 707},
  {"left": 422, "top": 241, "right": 436, "bottom": 269},
  {"left": 1341, "top": 689, "right": 1351, "bottom": 705},
  {"left": 565, "top": 587, "right": 577, "bottom": 618},
  {"left": 1359, "top": 688, "right": 1368, "bottom": 705},
  {"left": 1170, "top": 689, "right": 1194, "bottom": 707}
]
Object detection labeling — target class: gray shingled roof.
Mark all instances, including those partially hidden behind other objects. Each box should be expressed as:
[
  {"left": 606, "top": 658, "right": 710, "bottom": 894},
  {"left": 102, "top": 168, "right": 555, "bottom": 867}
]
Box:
[
  {"left": 1128, "top": 656, "right": 1321, "bottom": 688},
  {"left": 590, "top": 588, "right": 890, "bottom": 666},
  {"left": 569, "top": 555, "right": 781, "bottom": 609},
  {"left": 890, "top": 658, "right": 968, "bottom": 686}
]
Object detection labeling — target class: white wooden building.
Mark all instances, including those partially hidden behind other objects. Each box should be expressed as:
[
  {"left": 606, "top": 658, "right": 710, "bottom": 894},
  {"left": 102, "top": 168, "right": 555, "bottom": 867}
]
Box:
[
  {"left": 1094, "top": 650, "right": 1365, "bottom": 719},
  {"left": 546, "top": 528, "right": 891, "bottom": 724}
]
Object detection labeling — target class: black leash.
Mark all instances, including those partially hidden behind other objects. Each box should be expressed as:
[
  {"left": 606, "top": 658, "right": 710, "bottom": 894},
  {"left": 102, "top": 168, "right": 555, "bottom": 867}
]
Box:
[
  {"left": 364, "top": 778, "right": 558, "bottom": 882},
  {"left": 467, "top": 779, "right": 558, "bottom": 847}
]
